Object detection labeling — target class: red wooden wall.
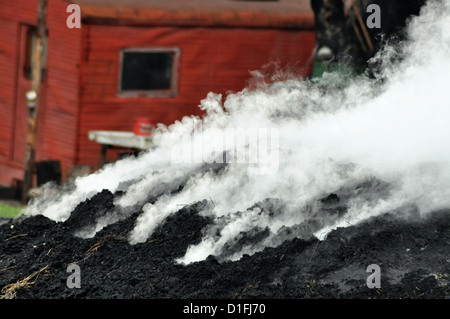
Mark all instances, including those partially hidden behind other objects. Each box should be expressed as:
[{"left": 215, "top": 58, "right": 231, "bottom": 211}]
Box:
[
  {"left": 0, "top": 0, "right": 315, "bottom": 187},
  {"left": 78, "top": 25, "right": 315, "bottom": 167},
  {"left": 0, "top": 0, "right": 82, "bottom": 186}
]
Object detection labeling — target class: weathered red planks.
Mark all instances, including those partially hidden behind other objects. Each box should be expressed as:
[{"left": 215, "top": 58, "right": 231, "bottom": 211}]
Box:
[
  {"left": 72, "top": 0, "right": 315, "bottom": 29},
  {"left": 77, "top": 25, "right": 315, "bottom": 166},
  {"left": 0, "top": 0, "right": 315, "bottom": 185},
  {"left": 0, "top": 0, "right": 82, "bottom": 185}
]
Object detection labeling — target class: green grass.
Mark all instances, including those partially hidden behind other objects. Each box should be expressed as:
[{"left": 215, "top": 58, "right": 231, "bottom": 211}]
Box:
[{"left": 0, "top": 203, "right": 24, "bottom": 218}]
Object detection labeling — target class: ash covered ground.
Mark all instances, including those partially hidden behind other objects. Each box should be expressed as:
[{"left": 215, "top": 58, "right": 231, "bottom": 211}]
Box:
[{"left": 0, "top": 184, "right": 448, "bottom": 299}]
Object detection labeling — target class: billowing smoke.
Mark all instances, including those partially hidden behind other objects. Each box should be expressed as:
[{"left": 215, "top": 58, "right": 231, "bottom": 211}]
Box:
[{"left": 27, "top": 0, "right": 450, "bottom": 264}]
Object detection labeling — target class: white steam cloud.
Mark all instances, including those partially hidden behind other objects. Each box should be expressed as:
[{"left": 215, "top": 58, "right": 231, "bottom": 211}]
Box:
[{"left": 27, "top": 0, "right": 450, "bottom": 264}]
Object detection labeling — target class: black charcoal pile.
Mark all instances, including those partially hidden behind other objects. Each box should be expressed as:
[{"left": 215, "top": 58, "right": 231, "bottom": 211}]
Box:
[{"left": 0, "top": 187, "right": 448, "bottom": 299}]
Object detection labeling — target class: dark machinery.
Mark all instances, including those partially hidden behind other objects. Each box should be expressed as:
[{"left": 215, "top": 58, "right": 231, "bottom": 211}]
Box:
[{"left": 310, "top": 0, "right": 427, "bottom": 77}]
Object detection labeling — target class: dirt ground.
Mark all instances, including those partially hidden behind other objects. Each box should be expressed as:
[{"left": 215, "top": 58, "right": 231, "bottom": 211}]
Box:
[{"left": 0, "top": 188, "right": 448, "bottom": 299}]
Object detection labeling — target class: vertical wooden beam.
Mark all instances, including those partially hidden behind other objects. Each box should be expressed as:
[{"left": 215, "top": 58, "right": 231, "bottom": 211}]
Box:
[
  {"left": 22, "top": 0, "right": 48, "bottom": 204},
  {"left": 348, "top": 0, "right": 375, "bottom": 53}
]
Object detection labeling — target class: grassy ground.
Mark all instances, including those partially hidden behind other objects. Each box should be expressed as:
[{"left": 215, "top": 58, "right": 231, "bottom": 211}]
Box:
[{"left": 0, "top": 203, "right": 24, "bottom": 218}]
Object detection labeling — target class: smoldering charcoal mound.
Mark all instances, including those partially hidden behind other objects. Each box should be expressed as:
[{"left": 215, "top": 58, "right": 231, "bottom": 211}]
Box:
[{"left": 0, "top": 188, "right": 448, "bottom": 299}]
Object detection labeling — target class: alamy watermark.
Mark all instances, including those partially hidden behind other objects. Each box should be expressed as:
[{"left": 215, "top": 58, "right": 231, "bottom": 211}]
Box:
[
  {"left": 65, "top": 3, "right": 381, "bottom": 30},
  {"left": 66, "top": 4, "right": 81, "bottom": 29},
  {"left": 366, "top": 4, "right": 381, "bottom": 29},
  {"left": 171, "top": 120, "right": 279, "bottom": 175},
  {"left": 366, "top": 264, "right": 381, "bottom": 289},
  {"left": 66, "top": 263, "right": 81, "bottom": 289},
  {"left": 64, "top": 261, "right": 380, "bottom": 290}
]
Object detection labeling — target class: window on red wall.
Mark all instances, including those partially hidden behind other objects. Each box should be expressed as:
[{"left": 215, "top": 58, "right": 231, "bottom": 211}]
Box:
[
  {"left": 23, "top": 26, "right": 48, "bottom": 81},
  {"left": 24, "top": 27, "right": 37, "bottom": 80},
  {"left": 118, "top": 48, "right": 180, "bottom": 97}
]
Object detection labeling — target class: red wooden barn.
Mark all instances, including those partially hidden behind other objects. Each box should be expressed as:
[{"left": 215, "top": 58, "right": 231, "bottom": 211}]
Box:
[{"left": 0, "top": 0, "right": 316, "bottom": 189}]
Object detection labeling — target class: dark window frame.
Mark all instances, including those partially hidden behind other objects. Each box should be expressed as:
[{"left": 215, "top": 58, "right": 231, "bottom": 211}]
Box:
[{"left": 118, "top": 47, "right": 180, "bottom": 98}]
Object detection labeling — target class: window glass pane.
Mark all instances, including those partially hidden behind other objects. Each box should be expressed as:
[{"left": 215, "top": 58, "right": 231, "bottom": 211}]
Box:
[
  {"left": 24, "top": 28, "right": 37, "bottom": 80},
  {"left": 121, "top": 51, "right": 175, "bottom": 91}
]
